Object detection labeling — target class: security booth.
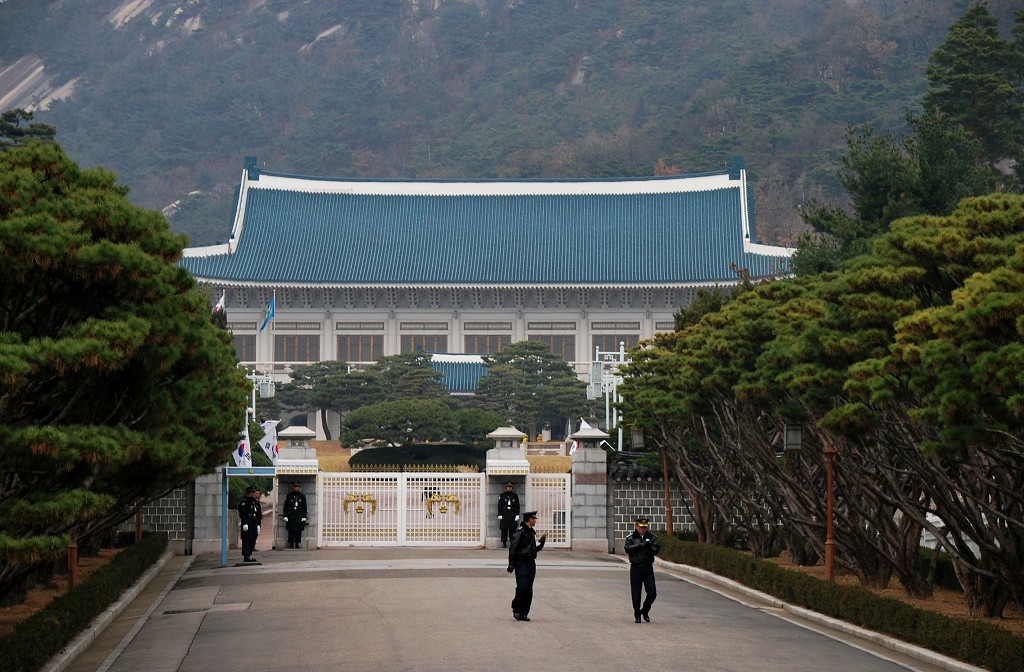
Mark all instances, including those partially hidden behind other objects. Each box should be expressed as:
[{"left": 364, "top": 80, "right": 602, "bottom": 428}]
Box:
[
  {"left": 275, "top": 425, "right": 318, "bottom": 550},
  {"left": 485, "top": 426, "right": 572, "bottom": 548},
  {"left": 485, "top": 426, "right": 529, "bottom": 548},
  {"left": 221, "top": 465, "right": 275, "bottom": 567}
]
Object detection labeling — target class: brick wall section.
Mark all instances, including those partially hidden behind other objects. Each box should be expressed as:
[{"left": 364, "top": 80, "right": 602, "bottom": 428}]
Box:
[
  {"left": 119, "top": 484, "right": 194, "bottom": 553},
  {"left": 139, "top": 487, "right": 188, "bottom": 540}
]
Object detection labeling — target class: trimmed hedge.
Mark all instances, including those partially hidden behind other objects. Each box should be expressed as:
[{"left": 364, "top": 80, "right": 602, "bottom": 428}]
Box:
[
  {"left": 0, "top": 532, "right": 169, "bottom": 672},
  {"left": 348, "top": 443, "right": 486, "bottom": 469},
  {"left": 658, "top": 534, "right": 1024, "bottom": 672}
]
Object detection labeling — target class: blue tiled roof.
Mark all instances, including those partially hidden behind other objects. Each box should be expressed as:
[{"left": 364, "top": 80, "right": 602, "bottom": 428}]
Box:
[
  {"left": 181, "top": 163, "right": 792, "bottom": 286},
  {"left": 431, "top": 359, "right": 486, "bottom": 393}
]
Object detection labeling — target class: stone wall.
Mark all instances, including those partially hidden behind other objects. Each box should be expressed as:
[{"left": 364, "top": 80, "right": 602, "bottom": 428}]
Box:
[
  {"left": 127, "top": 484, "right": 191, "bottom": 554},
  {"left": 610, "top": 469, "right": 694, "bottom": 553}
]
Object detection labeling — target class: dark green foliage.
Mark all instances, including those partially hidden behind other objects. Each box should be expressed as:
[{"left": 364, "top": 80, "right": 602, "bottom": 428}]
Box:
[
  {"left": 673, "top": 286, "right": 728, "bottom": 330},
  {"left": 342, "top": 399, "right": 458, "bottom": 448},
  {"left": 623, "top": 192, "right": 1024, "bottom": 614},
  {"left": 469, "top": 340, "right": 586, "bottom": 437},
  {"left": 0, "top": 143, "right": 248, "bottom": 602},
  {"left": 347, "top": 443, "right": 485, "bottom": 470},
  {"left": 0, "top": 110, "right": 56, "bottom": 147},
  {"left": 658, "top": 534, "right": 1024, "bottom": 672},
  {"left": 918, "top": 547, "right": 960, "bottom": 592},
  {"left": 923, "top": 3, "right": 1024, "bottom": 173},
  {"left": 452, "top": 407, "right": 504, "bottom": 450},
  {"left": 0, "top": 532, "right": 168, "bottom": 672}
]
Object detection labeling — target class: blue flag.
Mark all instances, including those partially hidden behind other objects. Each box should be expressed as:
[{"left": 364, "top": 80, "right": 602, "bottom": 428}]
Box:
[{"left": 259, "top": 293, "right": 275, "bottom": 333}]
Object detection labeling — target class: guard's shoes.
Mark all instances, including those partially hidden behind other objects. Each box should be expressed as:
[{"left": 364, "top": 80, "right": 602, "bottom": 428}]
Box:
[
  {"left": 243, "top": 557, "right": 257, "bottom": 563},
  {"left": 519, "top": 615, "right": 530, "bottom": 621},
  {"left": 635, "top": 616, "right": 642, "bottom": 623},
  {"left": 642, "top": 613, "right": 651, "bottom": 623},
  {"left": 502, "top": 542, "right": 507, "bottom": 548},
  {"left": 513, "top": 611, "right": 523, "bottom": 620}
]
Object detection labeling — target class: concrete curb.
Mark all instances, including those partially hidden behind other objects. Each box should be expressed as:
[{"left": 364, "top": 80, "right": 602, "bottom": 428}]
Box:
[
  {"left": 41, "top": 549, "right": 177, "bottom": 672},
  {"left": 653, "top": 557, "right": 987, "bottom": 672}
]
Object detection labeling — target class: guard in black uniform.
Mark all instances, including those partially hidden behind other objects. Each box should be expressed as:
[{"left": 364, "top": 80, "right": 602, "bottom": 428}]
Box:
[
  {"left": 283, "top": 481, "right": 308, "bottom": 549},
  {"left": 238, "top": 486, "right": 263, "bottom": 563},
  {"left": 497, "top": 481, "right": 521, "bottom": 548},
  {"left": 507, "top": 511, "right": 546, "bottom": 621},
  {"left": 624, "top": 517, "right": 660, "bottom": 622}
]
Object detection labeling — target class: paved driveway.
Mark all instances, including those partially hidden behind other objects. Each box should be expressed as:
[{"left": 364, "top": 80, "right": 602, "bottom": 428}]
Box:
[{"left": 60, "top": 548, "right": 973, "bottom": 672}]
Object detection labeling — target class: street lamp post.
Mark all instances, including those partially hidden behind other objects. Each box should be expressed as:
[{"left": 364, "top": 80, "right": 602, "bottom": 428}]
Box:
[
  {"left": 589, "top": 342, "right": 628, "bottom": 451},
  {"left": 824, "top": 440, "right": 837, "bottom": 582}
]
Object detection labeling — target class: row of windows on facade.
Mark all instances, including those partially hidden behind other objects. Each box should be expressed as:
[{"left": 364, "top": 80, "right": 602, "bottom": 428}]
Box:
[{"left": 233, "top": 334, "right": 641, "bottom": 363}]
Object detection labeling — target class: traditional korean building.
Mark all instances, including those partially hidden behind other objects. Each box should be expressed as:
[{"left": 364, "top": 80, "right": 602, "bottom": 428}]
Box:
[{"left": 181, "top": 156, "right": 793, "bottom": 378}]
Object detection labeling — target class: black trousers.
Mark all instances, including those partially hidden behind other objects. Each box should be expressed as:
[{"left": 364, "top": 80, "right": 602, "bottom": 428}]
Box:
[
  {"left": 241, "top": 529, "right": 258, "bottom": 558},
  {"left": 287, "top": 527, "right": 302, "bottom": 546},
  {"left": 630, "top": 563, "right": 657, "bottom": 615},
  {"left": 511, "top": 560, "right": 537, "bottom": 616},
  {"left": 501, "top": 524, "right": 516, "bottom": 543}
]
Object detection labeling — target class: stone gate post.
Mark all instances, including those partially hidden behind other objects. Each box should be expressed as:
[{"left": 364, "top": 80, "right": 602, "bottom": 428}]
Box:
[{"left": 570, "top": 426, "right": 610, "bottom": 552}]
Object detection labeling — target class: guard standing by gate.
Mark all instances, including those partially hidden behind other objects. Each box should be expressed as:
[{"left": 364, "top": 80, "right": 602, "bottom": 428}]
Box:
[
  {"left": 283, "top": 481, "right": 308, "bottom": 549},
  {"left": 497, "top": 481, "right": 521, "bottom": 548},
  {"left": 238, "top": 486, "right": 263, "bottom": 563}
]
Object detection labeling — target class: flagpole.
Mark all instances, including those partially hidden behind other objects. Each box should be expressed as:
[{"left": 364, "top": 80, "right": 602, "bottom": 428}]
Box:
[{"left": 270, "top": 289, "right": 276, "bottom": 374}]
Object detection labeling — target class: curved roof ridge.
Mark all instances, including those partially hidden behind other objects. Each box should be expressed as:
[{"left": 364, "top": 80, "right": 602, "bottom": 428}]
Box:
[
  {"left": 248, "top": 170, "right": 738, "bottom": 198},
  {"left": 180, "top": 158, "right": 794, "bottom": 285}
]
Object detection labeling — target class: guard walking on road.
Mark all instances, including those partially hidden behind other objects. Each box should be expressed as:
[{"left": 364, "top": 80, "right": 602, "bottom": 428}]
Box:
[
  {"left": 507, "top": 510, "right": 546, "bottom": 621},
  {"left": 624, "top": 517, "right": 660, "bottom": 622}
]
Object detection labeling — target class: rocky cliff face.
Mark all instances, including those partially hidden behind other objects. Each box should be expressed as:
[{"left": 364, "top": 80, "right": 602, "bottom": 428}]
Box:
[{"left": 1, "top": 0, "right": 1011, "bottom": 246}]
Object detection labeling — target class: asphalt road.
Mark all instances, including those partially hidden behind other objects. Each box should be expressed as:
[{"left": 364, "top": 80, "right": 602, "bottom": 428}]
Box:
[{"left": 56, "top": 548, "right": 981, "bottom": 672}]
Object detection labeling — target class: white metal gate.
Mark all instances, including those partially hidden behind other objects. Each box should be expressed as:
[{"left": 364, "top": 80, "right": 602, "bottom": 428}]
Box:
[
  {"left": 318, "top": 472, "right": 486, "bottom": 547},
  {"left": 526, "top": 473, "right": 572, "bottom": 548}
]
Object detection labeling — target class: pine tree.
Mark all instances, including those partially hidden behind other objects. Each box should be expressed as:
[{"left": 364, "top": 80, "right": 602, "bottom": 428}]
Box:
[
  {"left": 0, "top": 143, "right": 248, "bottom": 603},
  {"left": 923, "top": 3, "right": 1024, "bottom": 172}
]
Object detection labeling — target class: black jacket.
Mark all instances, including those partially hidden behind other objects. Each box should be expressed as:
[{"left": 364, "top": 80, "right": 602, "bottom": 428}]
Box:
[
  {"left": 497, "top": 492, "right": 520, "bottom": 529},
  {"left": 624, "top": 530, "right": 660, "bottom": 565},
  {"left": 238, "top": 495, "right": 262, "bottom": 527},
  {"left": 508, "top": 525, "right": 545, "bottom": 565},
  {"left": 283, "top": 491, "right": 307, "bottom": 531}
]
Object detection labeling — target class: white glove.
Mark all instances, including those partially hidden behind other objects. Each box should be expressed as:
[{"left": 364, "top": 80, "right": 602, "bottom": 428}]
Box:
[
  {"left": 242, "top": 524, "right": 249, "bottom": 532},
  {"left": 284, "top": 517, "right": 288, "bottom": 522},
  {"left": 498, "top": 515, "right": 502, "bottom": 520},
  {"left": 256, "top": 525, "right": 261, "bottom": 534},
  {"left": 301, "top": 518, "right": 306, "bottom": 523},
  {"left": 515, "top": 515, "right": 521, "bottom": 522}
]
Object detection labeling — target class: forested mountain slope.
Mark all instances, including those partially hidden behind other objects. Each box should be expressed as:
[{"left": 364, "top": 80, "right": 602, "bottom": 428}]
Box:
[{"left": 1, "top": 0, "right": 1019, "bottom": 245}]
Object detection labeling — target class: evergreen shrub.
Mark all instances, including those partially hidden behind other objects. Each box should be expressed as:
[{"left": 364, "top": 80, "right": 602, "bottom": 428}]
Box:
[
  {"left": 657, "top": 533, "right": 1024, "bottom": 672},
  {"left": 0, "top": 532, "right": 168, "bottom": 672}
]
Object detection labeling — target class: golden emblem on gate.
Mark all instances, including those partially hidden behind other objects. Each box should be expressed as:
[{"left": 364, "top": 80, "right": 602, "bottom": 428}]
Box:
[
  {"left": 424, "top": 493, "right": 461, "bottom": 517},
  {"left": 343, "top": 493, "right": 378, "bottom": 515}
]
